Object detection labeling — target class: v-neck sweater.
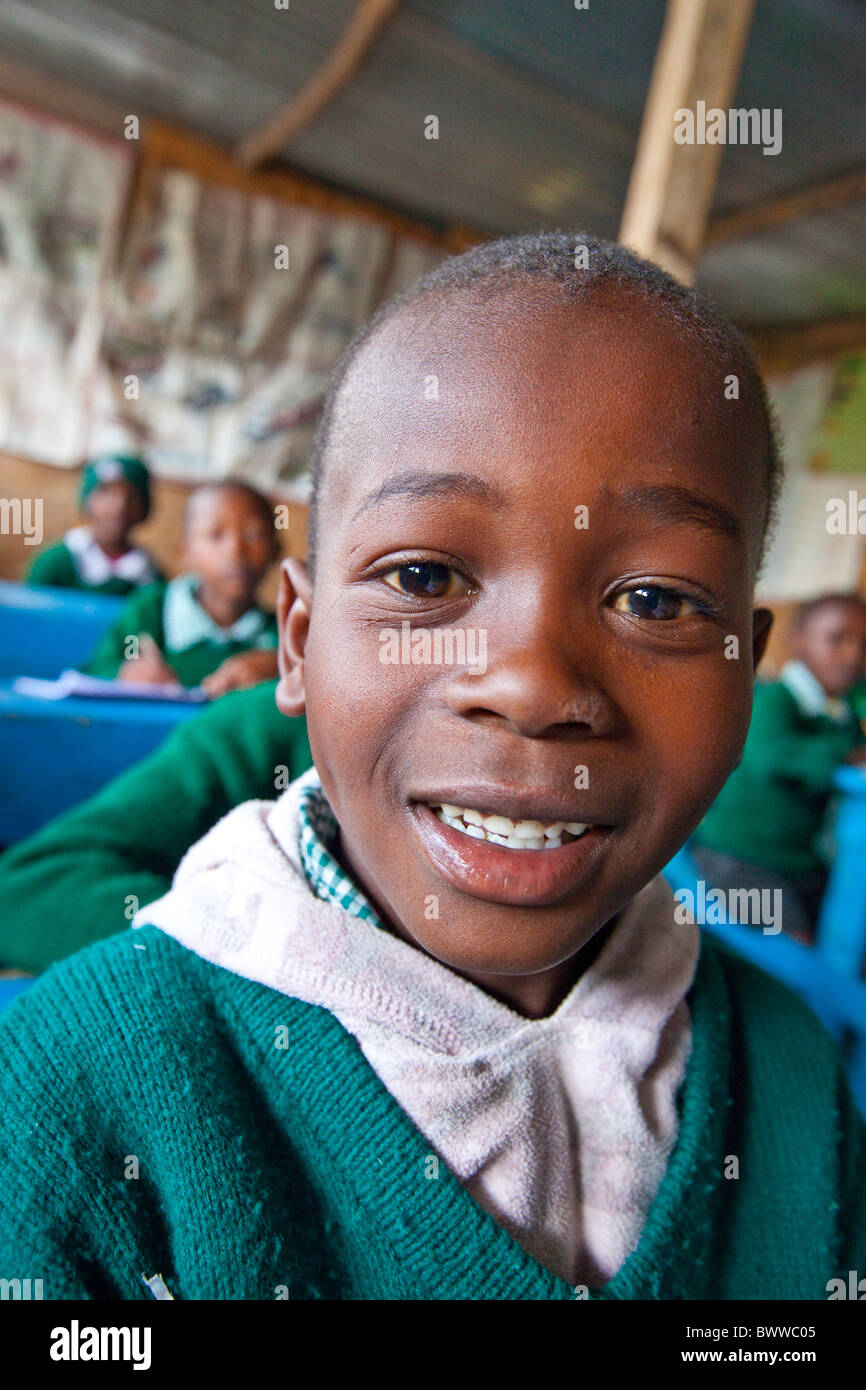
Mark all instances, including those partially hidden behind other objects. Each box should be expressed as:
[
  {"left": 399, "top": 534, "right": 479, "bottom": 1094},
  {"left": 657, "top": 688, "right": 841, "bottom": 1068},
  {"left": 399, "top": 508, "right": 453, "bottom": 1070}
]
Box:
[
  {"left": 138, "top": 783, "right": 699, "bottom": 1287},
  {"left": 0, "top": 914, "right": 864, "bottom": 1298}
]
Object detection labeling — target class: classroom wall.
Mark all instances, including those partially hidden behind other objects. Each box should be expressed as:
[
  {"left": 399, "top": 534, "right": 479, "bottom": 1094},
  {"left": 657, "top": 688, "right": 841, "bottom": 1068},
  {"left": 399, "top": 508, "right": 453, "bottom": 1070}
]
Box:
[{"left": 0, "top": 451, "right": 307, "bottom": 608}]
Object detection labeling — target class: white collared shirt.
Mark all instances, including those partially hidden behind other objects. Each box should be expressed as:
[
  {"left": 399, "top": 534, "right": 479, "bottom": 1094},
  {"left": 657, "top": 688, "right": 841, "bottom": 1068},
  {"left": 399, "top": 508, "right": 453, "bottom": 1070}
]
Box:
[
  {"left": 161, "top": 572, "right": 276, "bottom": 652},
  {"left": 780, "top": 660, "right": 854, "bottom": 725},
  {"left": 64, "top": 526, "right": 158, "bottom": 589}
]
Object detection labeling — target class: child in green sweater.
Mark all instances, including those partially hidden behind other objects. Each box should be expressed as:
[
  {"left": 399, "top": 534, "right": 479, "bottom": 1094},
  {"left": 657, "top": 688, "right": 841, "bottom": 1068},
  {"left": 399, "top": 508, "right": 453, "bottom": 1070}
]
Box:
[
  {"left": 85, "top": 479, "right": 281, "bottom": 694},
  {"left": 694, "top": 593, "right": 866, "bottom": 940},
  {"left": 26, "top": 454, "right": 162, "bottom": 596},
  {"left": 1, "top": 233, "right": 864, "bottom": 1301}
]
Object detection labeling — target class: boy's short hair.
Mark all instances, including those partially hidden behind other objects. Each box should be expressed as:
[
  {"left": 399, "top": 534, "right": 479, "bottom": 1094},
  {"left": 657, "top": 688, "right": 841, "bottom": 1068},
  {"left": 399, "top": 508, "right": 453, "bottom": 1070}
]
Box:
[
  {"left": 306, "top": 230, "right": 782, "bottom": 576},
  {"left": 793, "top": 592, "right": 866, "bottom": 630},
  {"left": 183, "top": 478, "right": 275, "bottom": 535}
]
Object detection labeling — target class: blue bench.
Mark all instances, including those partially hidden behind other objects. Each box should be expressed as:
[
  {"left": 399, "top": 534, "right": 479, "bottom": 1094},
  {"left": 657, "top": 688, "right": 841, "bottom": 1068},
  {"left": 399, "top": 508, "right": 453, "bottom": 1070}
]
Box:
[
  {"left": 663, "top": 840, "right": 866, "bottom": 1117},
  {"left": 0, "top": 580, "right": 124, "bottom": 679}
]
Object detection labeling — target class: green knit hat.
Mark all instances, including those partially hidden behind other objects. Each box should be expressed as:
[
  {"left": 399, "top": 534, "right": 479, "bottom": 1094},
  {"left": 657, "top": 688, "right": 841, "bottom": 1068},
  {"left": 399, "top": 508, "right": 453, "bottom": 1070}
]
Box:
[{"left": 80, "top": 455, "right": 151, "bottom": 515}]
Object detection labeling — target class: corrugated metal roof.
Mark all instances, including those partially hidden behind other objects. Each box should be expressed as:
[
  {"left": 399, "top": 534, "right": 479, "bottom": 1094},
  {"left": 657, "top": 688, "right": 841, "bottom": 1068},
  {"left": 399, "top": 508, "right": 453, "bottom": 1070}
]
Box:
[{"left": 0, "top": 0, "right": 862, "bottom": 327}]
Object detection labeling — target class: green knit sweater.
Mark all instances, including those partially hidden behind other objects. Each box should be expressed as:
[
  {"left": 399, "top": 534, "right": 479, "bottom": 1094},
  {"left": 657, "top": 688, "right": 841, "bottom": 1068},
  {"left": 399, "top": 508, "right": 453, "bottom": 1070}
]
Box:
[
  {"left": 84, "top": 580, "right": 278, "bottom": 686},
  {"left": 695, "top": 681, "right": 862, "bottom": 875},
  {"left": 0, "top": 923, "right": 862, "bottom": 1300},
  {"left": 0, "top": 682, "right": 312, "bottom": 973}
]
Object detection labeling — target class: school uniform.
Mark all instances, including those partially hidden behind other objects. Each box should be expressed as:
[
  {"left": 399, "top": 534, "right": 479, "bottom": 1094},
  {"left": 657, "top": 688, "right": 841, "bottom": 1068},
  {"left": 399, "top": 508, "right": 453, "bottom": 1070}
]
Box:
[
  {"left": 0, "top": 769, "right": 863, "bottom": 1299},
  {"left": 25, "top": 525, "right": 162, "bottom": 597},
  {"left": 0, "top": 682, "right": 311, "bottom": 974},
  {"left": 693, "top": 662, "right": 863, "bottom": 935},
  {"left": 84, "top": 574, "right": 278, "bottom": 687}
]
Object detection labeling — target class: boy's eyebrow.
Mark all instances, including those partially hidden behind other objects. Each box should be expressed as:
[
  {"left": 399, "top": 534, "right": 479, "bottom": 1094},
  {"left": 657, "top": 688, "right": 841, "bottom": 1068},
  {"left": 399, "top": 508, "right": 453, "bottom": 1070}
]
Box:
[
  {"left": 352, "top": 470, "right": 507, "bottom": 520},
  {"left": 612, "top": 484, "right": 742, "bottom": 540}
]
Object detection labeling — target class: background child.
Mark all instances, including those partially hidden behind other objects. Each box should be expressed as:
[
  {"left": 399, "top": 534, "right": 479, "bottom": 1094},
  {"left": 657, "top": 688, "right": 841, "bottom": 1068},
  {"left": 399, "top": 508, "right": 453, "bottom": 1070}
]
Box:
[
  {"left": 1, "top": 233, "right": 863, "bottom": 1301},
  {"left": 85, "top": 479, "right": 280, "bottom": 692},
  {"left": 26, "top": 454, "right": 161, "bottom": 596},
  {"left": 693, "top": 592, "right": 866, "bottom": 941}
]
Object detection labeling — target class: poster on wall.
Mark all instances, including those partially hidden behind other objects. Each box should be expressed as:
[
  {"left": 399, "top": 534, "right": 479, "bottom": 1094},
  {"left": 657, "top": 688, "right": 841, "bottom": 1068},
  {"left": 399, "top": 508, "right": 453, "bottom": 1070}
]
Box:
[
  {"left": 89, "top": 167, "right": 445, "bottom": 497},
  {"left": 0, "top": 98, "right": 131, "bottom": 465},
  {"left": 757, "top": 358, "right": 866, "bottom": 601}
]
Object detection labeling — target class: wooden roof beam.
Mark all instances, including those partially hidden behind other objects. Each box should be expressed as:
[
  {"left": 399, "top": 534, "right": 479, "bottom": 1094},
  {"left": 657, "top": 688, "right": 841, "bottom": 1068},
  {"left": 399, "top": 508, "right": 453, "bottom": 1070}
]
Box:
[
  {"left": 237, "top": 0, "right": 402, "bottom": 169},
  {"left": 706, "top": 167, "right": 866, "bottom": 247},
  {"left": 749, "top": 315, "right": 866, "bottom": 377},
  {"left": 619, "top": 0, "right": 756, "bottom": 284}
]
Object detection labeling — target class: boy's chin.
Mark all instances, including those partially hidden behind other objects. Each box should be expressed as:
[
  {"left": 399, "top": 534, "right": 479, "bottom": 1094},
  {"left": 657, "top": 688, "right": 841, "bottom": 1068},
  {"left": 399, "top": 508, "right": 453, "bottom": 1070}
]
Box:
[{"left": 395, "top": 906, "right": 613, "bottom": 981}]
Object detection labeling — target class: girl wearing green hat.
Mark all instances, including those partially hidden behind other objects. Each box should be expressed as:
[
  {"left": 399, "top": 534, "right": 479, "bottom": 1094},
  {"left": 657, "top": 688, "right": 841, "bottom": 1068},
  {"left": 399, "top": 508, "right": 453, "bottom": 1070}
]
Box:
[{"left": 26, "top": 454, "right": 163, "bottom": 597}]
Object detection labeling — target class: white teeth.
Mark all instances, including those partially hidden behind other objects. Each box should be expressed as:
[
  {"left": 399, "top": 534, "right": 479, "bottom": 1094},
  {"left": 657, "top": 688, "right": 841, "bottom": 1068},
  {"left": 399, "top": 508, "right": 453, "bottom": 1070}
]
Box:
[
  {"left": 430, "top": 803, "right": 592, "bottom": 850},
  {"left": 482, "top": 814, "right": 514, "bottom": 835},
  {"left": 511, "top": 820, "right": 546, "bottom": 838}
]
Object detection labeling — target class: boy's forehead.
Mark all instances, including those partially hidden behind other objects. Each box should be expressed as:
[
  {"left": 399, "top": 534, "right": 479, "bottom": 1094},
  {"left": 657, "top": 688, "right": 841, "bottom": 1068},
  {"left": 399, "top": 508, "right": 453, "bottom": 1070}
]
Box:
[
  {"left": 323, "top": 283, "right": 767, "bottom": 520},
  {"left": 186, "top": 486, "right": 263, "bottom": 528}
]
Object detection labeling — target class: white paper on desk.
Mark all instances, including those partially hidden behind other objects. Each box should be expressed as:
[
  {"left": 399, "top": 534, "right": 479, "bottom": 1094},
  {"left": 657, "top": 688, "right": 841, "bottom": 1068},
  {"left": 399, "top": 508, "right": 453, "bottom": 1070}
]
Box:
[{"left": 13, "top": 670, "right": 209, "bottom": 703}]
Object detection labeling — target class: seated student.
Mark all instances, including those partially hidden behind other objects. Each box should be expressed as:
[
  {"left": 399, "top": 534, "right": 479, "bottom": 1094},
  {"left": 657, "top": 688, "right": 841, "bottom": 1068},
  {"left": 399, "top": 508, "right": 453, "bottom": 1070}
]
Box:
[
  {"left": 1, "top": 234, "right": 864, "bottom": 1300},
  {"left": 85, "top": 479, "right": 281, "bottom": 694},
  {"left": 693, "top": 592, "right": 866, "bottom": 941},
  {"left": 26, "top": 454, "right": 161, "bottom": 596},
  {"left": 0, "top": 681, "right": 312, "bottom": 974}
]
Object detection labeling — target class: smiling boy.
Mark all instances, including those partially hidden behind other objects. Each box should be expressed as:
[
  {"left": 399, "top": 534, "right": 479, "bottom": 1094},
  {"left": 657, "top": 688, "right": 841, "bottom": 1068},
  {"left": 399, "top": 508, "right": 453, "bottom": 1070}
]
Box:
[{"left": 0, "top": 233, "right": 863, "bottom": 1301}]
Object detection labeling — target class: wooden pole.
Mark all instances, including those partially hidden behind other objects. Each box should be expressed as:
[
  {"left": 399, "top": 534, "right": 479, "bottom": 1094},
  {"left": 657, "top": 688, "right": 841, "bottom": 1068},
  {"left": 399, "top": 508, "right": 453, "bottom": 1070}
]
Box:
[{"left": 619, "top": 0, "right": 756, "bottom": 284}]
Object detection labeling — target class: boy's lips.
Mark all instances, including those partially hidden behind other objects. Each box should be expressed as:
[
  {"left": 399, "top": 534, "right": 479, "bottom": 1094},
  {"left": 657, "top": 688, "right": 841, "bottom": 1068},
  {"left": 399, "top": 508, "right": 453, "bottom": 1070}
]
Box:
[{"left": 409, "top": 795, "right": 616, "bottom": 907}]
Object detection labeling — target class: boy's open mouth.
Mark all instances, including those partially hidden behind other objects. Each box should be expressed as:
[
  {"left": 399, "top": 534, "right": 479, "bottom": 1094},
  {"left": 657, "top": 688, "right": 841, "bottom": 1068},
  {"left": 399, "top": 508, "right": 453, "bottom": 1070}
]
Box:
[
  {"left": 429, "top": 803, "right": 588, "bottom": 850},
  {"left": 409, "top": 794, "right": 615, "bottom": 906}
]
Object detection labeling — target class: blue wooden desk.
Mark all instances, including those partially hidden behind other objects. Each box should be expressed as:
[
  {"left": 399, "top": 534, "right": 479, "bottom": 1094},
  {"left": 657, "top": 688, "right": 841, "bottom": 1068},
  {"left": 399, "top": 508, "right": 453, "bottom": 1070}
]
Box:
[
  {"left": 0, "top": 581, "right": 123, "bottom": 679},
  {"left": 815, "top": 765, "right": 866, "bottom": 979},
  {"left": 664, "top": 840, "right": 866, "bottom": 1117},
  {"left": 0, "top": 680, "right": 202, "bottom": 843}
]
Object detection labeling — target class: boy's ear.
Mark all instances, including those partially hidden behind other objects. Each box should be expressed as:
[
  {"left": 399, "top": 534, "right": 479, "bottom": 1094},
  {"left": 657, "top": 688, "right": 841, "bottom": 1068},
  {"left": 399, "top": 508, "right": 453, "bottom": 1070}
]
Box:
[
  {"left": 275, "top": 557, "right": 312, "bottom": 718},
  {"left": 752, "top": 606, "right": 774, "bottom": 671}
]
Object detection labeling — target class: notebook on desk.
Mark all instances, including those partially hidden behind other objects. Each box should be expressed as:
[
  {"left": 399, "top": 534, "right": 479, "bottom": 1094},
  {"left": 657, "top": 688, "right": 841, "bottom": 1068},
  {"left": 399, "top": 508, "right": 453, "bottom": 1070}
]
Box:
[{"left": 12, "top": 670, "right": 209, "bottom": 704}]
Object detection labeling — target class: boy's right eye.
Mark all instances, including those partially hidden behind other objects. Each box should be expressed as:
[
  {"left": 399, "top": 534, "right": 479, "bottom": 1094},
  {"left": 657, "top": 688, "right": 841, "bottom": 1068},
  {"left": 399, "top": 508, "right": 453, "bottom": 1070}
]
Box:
[{"left": 381, "top": 561, "right": 471, "bottom": 600}]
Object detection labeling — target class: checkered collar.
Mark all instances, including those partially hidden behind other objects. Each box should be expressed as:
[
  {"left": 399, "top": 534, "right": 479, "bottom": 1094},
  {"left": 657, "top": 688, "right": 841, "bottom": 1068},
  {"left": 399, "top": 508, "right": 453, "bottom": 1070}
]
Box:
[{"left": 295, "top": 768, "right": 384, "bottom": 927}]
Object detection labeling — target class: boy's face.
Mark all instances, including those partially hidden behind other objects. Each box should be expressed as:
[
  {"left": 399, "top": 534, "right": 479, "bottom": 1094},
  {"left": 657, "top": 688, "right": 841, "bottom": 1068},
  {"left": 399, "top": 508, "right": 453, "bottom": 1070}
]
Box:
[
  {"left": 794, "top": 603, "right": 866, "bottom": 696},
  {"left": 183, "top": 487, "right": 276, "bottom": 602},
  {"left": 278, "top": 284, "right": 772, "bottom": 1005},
  {"left": 87, "top": 479, "right": 146, "bottom": 551}
]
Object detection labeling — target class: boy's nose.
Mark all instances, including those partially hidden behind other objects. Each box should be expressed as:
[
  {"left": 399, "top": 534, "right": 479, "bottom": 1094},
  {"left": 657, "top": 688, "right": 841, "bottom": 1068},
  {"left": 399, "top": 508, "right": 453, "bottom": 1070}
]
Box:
[{"left": 443, "top": 643, "right": 620, "bottom": 740}]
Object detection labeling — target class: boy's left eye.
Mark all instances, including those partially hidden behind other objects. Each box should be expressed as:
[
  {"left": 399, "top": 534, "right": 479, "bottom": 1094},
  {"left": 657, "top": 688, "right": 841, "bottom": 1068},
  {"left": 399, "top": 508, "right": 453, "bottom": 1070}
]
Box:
[
  {"left": 611, "top": 586, "right": 701, "bottom": 621},
  {"left": 381, "top": 562, "right": 470, "bottom": 599}
]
